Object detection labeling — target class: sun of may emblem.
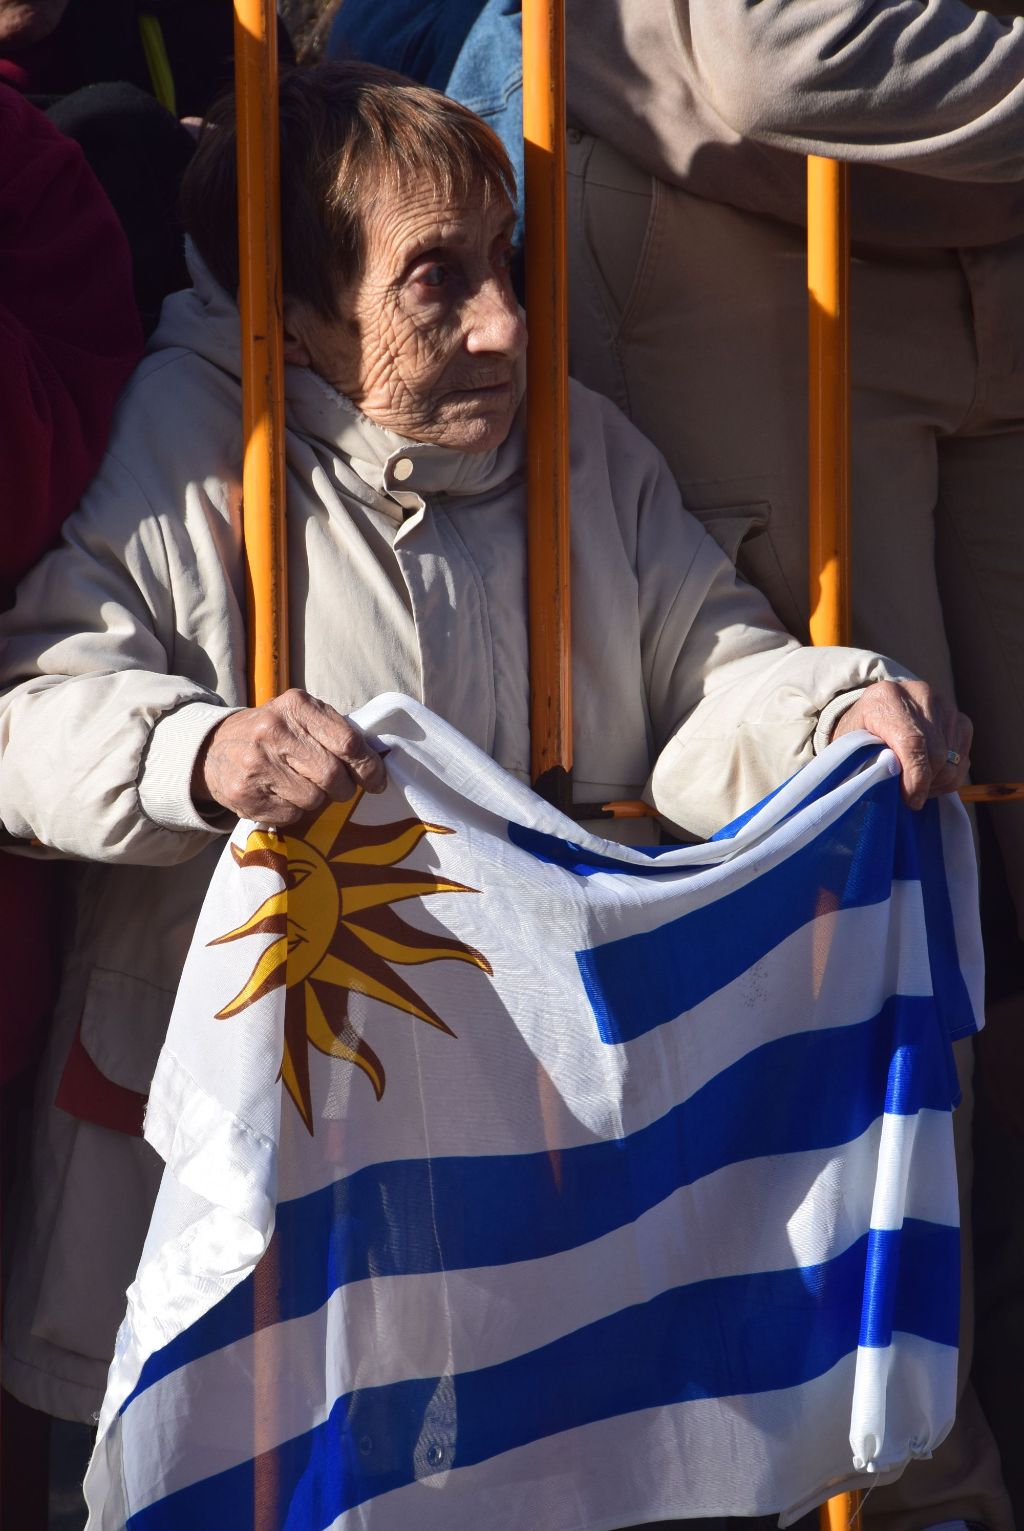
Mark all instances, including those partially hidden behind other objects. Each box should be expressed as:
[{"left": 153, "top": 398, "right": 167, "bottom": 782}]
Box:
[{"left": 209, "top": 787, "right": 491, "bottom": 1132}]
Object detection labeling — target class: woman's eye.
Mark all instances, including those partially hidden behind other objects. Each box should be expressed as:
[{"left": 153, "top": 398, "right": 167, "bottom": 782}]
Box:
[{"left": 415, "top": 263, "right": 448, "bottom": 290}]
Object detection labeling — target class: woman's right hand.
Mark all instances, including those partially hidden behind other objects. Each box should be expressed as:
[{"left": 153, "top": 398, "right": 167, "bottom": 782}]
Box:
[{"left": 192, "top": 689, "right": 387, "bottom": 826}]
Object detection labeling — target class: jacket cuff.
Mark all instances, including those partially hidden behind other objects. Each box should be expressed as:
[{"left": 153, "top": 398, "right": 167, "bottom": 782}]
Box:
[
  {"left": 813, "top": 689, "right": 868, "bottom": 755},
  {"left": 138, "top": 701, "right": 241, "bottom": 834}
]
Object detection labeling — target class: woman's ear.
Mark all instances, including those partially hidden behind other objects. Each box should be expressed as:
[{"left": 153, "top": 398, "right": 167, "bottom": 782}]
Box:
[{"left": 282, "top": 298, "right": 313, "bottom": 368}]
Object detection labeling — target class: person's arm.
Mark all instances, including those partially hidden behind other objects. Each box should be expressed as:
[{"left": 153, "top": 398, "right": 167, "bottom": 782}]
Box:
[
  {"left": 0, "top": 454, "right": 237, "bottom": 863},
  {"left": 0, "top": 448, "right": 387, "bottom": 859},
  {"left": 0, "top": 87, "right": 142, "bottom": 604},
  {"left": 630, "top": 443, "right": 964, "bottom": 837},
  {"left": 687, "top": 0, "right": 1024, "bottom": 181}
]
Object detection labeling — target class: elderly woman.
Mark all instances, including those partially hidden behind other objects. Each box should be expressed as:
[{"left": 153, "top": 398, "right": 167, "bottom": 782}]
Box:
[{"left": 0, "top": 63, "right": 968, "bottom": 1440}]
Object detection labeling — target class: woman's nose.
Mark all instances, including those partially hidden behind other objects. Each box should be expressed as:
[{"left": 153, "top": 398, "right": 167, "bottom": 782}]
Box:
[{"left": 465, "top": 281, "right": 527, "bottom": 358}]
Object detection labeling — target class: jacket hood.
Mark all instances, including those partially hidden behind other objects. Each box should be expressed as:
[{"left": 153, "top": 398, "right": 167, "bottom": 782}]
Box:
[{"left": 148, "top": 243, "right": 527, "bottom": 504}]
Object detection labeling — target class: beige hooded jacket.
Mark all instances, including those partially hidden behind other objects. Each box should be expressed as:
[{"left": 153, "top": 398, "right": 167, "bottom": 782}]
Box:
[{"left": 0, "top": 255, "right": 907, "bottom": 1418}]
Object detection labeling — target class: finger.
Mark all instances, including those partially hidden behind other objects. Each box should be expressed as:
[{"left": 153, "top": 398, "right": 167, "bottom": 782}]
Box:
[
  {"left": 895, "top": 729, "right": 935, "bottom": 810},
  {"left": 237, "top": 762, "right": 330, "bottom": 823},
  {"left": 286, "top": 692, "right": 388, "bottom": 793},
  {"left": 253, "top": 790, "right": 330, "bottom": 830},
  {"left": 277, "top": 724, "right": 356, "bottom": 800},
  {"left": 919, "top": 723, "right": 959, "bottom": 800},
  {"left": 931, "top": 712, "right": 973, "bottom": 798},
  {"left": 924, "top": 704, "right": 973, "bottom": 799}
]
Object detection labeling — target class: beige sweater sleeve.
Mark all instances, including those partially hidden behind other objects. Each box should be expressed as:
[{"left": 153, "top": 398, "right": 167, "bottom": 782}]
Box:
[
  {"left": 687, "top": 0, "right": 1024, "bottom": 180},
  {"left": 0, "top": 454, "right": 238, "bottom": 864},
  {"left": 632, "top": 447, "right": 912, "bottom": 839}
]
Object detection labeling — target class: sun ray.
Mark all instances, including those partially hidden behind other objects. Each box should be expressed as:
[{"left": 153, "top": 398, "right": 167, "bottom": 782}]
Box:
[
  {"left": 207, "top": 891, "right": 289, "bottom": 947},
  {"left": 346, "top": 913, "right": 492, "bottom": 973},
  {"left": 314, "top": 953, "right": 455, "bottom": 1035},
  {"left": 304, "top": 983, "right": 385, "bottom": 1099},
  {"left": 215, "top": 935, "right": 288, "bottom": 1018},
  {"left": 332, "top": 820, "right": 452, "bottom": 867},
  {"left": 231, "top": 834, "right": 287, "bottom": 871},
  {"left": 305, "top": 790, "right": 364, "bottom": 857},
  {"left": 280, "top": 995, "right": 315, "bottom": 1135},
  {"left": 342, "top": 873, "right": 476, "bottom": 917},
  {"left": 212, "top": 797, "right": 488, "bottom": 1127}
]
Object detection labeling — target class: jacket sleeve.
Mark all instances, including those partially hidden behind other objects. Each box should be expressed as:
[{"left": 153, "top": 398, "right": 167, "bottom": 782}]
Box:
[
  {"left": 635, "top": 452, "right": 912, "bottom": 839},
  {"left": 687, "top": 0, "right": 1024, "bottom": 181},
  {"left": 0, "top": 452, "right": 239, "bottom": 865}
]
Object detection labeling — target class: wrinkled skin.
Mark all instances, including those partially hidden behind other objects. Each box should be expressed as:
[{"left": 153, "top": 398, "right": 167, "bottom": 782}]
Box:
[
  {"left": 195, "top": 176, "right": 971, "bottom": 827},
  {"left": 282, "top": 178, "right": 526, "bottom": 453},
  {"left": 833, "top": 679, "right": 971, "bottom": 808}
]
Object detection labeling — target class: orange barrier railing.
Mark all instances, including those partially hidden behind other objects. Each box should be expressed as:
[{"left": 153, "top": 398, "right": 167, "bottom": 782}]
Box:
[
  {"left": 808, "top": 157, "right": 851, "bottom": 652},
  {"left": 523, "top": 0, "right": 573, "bottom": 812},
  {"left": 808, "top": 154, "right": 1024, "bottom": 806},
  {"left": 808, "top": 154, "right": 865, "bottom": 1531},
  {"left": 232, "top": 5, "right": 286, "bottom": 1527},
  {"left": 234, "top": 0, "right": 288, "bottom": 708}
]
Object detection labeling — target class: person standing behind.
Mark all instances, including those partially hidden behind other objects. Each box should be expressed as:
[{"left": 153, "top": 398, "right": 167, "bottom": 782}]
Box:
[
  {"left": 564, "top": 5, "right": 1024, "bottom": 1529},
  {"left": 0, "top": 81, "right": 142, "bottom": 1530},
  {"left": 0, "top": 0, "right": 295, "bottom": 333}
]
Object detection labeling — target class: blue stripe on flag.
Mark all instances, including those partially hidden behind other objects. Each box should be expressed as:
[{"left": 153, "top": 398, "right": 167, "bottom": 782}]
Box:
[
  {"left": 507, "top": 822, "right": 676, "bottom": 875},
  {"left": 858, "top": 1224, "right": 959, "bottom": 1349},
  {"left": 579, "top": 781, "right": 906, "bottom": 1044},
  {"left": 125, "top": 994, "right": 955, "bottom": 1408},
  {"left": 124, "top": 1220, "right": 958, "bottom": 1531}
]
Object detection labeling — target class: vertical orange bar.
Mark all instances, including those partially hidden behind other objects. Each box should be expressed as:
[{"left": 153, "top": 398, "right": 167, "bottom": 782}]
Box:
[
  {"left": 523, "top": 0, "right": 573, "bottom": 809},
  {"left": 820, "top": 1490, "right": 863, "bottom": 1531},
  {"left": 232, "top": 7, "right": 286, "bottom": 1526},
  {"left": 807, "top": 156, "right": 851, "bottom": 650},
  {"left": 234, "top": 0, "right": 288, "bottom": 707},
  {"left": 809, "top": 155, "right": 862, "bottom": 1531}
]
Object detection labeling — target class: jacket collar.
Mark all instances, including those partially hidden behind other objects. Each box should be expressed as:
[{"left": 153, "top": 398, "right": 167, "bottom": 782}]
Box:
[
  {"left": 287, "top": 362, "right": 526, "bottom": 509},
  {"left": 154, "top": 245, "right": 526, "bottom": 513}
]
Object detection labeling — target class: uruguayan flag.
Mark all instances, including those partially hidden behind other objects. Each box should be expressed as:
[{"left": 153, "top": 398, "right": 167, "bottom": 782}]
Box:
[{"left": 84, "top": 694, "right": 980, "bottom": 1531}]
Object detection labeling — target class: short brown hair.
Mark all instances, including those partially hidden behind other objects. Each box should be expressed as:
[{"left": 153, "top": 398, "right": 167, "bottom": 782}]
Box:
[{"left": 181, "top": 62, "right": 516, "bottom": 318}]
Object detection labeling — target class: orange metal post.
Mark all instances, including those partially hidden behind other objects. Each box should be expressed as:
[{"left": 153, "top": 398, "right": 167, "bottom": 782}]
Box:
[
  {"left": 807, "top": 159, "right": 1023, "bottom": 808},
  {"left": 523, "top": 0, "right": 573, "bottom": 810},
  {"left": 233, "top": 6, "right": 287, "bottom": 1525},
  {"left": 821, "top": 1494, "right": 863, "bottom": 1531},
  {"left": 807, "top": 156, "right": 852, "bottom": 651},
  {"left": 807, "top": 155, "right": 864, "bottom": 1531},
  {"left": 234, "top": 0, "right": 288, "bottom": 707}
]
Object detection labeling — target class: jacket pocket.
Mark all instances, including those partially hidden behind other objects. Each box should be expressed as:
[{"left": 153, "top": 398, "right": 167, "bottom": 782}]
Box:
[
  {"left": 695, "top": 501, "right": 772, "bottom": 564},
  {"left": 79, "top": 965, "right": 175, "bottom": 1095}
]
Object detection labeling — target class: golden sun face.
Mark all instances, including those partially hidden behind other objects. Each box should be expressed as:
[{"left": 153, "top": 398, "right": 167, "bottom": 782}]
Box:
[{"left": 209, "top": 787, "right": 491, "bottom": 1132}]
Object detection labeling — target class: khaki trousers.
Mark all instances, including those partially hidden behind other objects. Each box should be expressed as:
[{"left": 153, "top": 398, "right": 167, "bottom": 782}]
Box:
[
  {"left": 567, "top": 132, "right": 1024, "bottom": 939},
  {"left": 568, "top": 133, "right": 1017, "bottom": 1531}
]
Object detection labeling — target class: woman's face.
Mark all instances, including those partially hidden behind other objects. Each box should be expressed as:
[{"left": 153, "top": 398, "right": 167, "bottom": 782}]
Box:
[{"left": 284, "top": 178, "right": 527, "bottom": 454}]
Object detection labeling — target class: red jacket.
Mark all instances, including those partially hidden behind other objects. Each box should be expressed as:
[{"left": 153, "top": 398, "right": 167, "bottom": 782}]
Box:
[{"left": 0, "top": 85, "right": 142, "bottom": 1081}]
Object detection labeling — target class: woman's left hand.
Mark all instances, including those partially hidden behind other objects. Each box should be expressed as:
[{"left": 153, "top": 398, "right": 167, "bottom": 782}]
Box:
[{"left": 831, "top": 679, "right": 972, "bottom": 809}]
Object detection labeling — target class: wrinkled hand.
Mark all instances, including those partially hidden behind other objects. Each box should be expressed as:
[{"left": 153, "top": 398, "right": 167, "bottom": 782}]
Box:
[
  {"left": 832, "top": 680, "right": 971, "bottom": 810},
  {"left": 193, "top": 689, "right": 387, "bottom": 826}
]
